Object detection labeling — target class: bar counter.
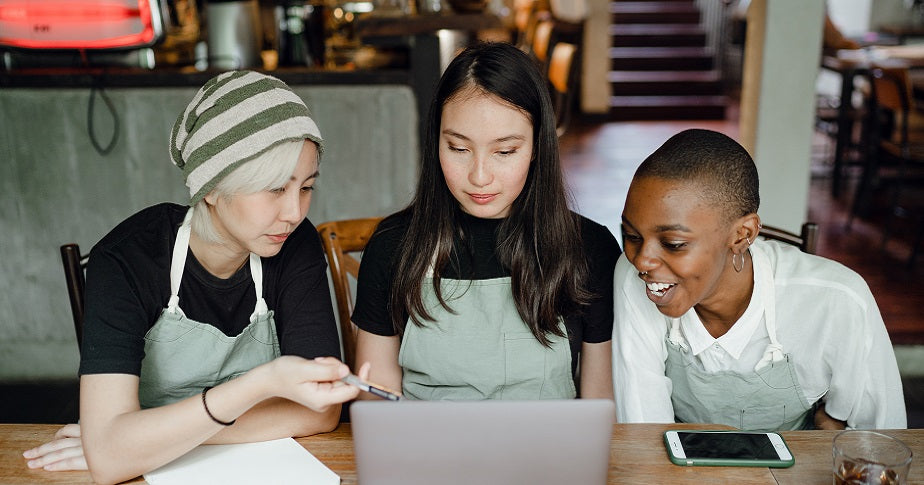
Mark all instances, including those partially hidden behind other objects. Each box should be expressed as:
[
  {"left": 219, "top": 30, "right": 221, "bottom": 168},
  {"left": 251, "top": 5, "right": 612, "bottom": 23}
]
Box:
[{"left": 0, "top": 65, "right": 409, "bottom": 89}]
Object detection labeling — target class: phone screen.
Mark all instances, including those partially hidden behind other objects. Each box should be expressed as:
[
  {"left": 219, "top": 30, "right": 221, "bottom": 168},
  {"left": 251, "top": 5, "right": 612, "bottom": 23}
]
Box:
[{"left": 677, "top": 432, "right": 779, "bottom": 460}]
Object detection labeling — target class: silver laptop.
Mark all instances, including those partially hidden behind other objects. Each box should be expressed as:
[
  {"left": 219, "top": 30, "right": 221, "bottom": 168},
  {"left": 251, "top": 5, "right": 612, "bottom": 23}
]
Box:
[{"left": 350, "top": 399, "right": 615, "bottom": 485}]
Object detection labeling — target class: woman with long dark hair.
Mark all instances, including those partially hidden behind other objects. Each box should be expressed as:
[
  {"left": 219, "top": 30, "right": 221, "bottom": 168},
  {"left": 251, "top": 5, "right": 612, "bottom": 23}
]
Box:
[{"left": 352, "top": 42, "right": 621, "bottom": 400}]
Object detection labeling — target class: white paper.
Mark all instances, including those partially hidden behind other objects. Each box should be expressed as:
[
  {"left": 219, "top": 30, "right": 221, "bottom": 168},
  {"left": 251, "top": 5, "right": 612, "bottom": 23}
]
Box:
[{"left": 144, "top": 437, "right": 339, "bottom": 485}]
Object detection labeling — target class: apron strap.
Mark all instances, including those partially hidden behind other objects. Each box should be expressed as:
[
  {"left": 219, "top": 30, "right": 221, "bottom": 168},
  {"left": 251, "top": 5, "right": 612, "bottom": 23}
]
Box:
[
  {"left": 167, "top": 209, "right": 194, "bottom": 314},
  {"left": 248, "top": 252, "right": 269, "bottom": 322},
  {"left": 752, "top": 242, "right": 784, "bottom": 371},
  {"left": 668, "top": 318, "right": 688, "bottom": 351},
  {"left": 168, "top": 207, "right": 268, "bottom": 320}
]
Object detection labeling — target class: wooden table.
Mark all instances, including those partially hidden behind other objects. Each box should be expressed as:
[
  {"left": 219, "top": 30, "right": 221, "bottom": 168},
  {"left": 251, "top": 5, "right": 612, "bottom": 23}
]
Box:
[
  {"left": 821, "top": 45, "right": 924, "bottom": 199},
  {"left": 2, "top": 423, "right": 921, "bottom": 484},
  {"left": 775, "top": 428, "right": 922, "bottom": 485}
]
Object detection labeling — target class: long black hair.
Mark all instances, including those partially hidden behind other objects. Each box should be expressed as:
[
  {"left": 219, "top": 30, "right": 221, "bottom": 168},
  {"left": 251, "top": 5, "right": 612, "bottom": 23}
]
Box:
[{"left": 385, "top": 42, "right": 590, "bottom": 345}]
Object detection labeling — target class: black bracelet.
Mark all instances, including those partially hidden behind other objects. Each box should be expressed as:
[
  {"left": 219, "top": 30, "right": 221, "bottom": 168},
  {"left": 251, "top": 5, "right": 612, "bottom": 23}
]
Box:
[{"left": 201, "top": 386, "right": 236, "bottom": 426}]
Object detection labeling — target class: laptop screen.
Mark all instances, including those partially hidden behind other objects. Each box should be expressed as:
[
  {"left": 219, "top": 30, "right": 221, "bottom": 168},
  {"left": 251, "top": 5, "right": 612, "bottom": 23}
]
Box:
[{"left": 350, "top": 399, "right": 615, "bottom": 485}]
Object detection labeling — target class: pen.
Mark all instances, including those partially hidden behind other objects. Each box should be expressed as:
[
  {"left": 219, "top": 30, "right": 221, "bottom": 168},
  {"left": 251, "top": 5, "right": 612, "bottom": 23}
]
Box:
[{"left": 341, "top": 374, "right": 402, "bottom": 401}]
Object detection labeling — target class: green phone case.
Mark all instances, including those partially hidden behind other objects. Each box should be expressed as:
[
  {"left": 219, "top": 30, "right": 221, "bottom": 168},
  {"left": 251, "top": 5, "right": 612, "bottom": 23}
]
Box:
[{"left": 663, "top": 430, "right": 796, "bottom": 468}]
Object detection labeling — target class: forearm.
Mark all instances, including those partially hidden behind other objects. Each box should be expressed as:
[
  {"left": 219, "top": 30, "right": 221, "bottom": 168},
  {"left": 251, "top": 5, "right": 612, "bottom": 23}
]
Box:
[
  {"left": 81, "top": 370, "right": 274, "bottom": 484},
  {"left": 579, "top": 341, "right": 614, "bottom": 400},
  {"left": 354, "top": 329, "right": 402, "bottom": 399},
  {"left": 205, "top": 397, "right": 340, "bottom": 444}
]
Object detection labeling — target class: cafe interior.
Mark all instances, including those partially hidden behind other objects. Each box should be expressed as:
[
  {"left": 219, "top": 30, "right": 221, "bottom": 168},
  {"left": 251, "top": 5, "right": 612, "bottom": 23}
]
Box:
[{"left": 0, "top": 0, "right": 922, "bottom": 454}]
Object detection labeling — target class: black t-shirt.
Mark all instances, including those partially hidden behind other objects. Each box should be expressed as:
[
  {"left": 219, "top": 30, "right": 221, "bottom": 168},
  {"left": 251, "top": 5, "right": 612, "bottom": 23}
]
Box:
[
  {"left": 79, "top": 203, "right": 340, "bottom": 376},
  {"left": 352, "top": 210, "right": 621, "bottom": 377}
]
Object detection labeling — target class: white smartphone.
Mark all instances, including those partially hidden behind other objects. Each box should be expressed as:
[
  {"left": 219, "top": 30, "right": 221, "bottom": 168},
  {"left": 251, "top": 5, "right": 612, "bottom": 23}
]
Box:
[{"left": 663, "top": 430, "right": 795, "bottom": 468}]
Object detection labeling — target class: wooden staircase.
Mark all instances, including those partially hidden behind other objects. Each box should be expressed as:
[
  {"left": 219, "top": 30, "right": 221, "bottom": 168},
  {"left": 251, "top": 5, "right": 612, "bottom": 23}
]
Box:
[{"left": 609, "top": 0, "right": 727, "bottom": 120}]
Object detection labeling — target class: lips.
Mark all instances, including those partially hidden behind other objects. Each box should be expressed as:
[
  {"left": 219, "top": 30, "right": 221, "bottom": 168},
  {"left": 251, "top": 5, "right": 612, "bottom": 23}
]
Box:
[
  {"left": 641, "top": 277, "right": 677, "bottom": 304},
  {"left": 267, "top": 233, "right": 290, "bottom": 243},
  {"left": 468, "top": 193, "right": 497, "bottom": 205}
]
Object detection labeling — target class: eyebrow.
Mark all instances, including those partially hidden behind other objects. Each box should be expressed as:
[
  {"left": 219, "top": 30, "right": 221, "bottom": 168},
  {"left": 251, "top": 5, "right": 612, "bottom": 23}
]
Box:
[
  {"left": 442, "top": 129, "right": 526, "bottom": 143},
  {"left": 621, "top": 216, "right": 691, "bottom": 233},
  {"left": 295, "top": 170, "right": 320, "bottom": 183}
]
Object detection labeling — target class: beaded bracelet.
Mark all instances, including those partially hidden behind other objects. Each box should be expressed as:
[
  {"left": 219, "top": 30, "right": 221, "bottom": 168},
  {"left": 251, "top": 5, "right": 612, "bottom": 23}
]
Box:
[{"left": 201, "top": 386, "right": 236, "bottom": 426}]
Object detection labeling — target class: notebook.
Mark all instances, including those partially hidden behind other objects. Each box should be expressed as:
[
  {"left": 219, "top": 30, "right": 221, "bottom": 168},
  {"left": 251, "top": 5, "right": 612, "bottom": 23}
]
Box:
[{"left": 350, "top": 399, "right": 615, "bottom": 485}]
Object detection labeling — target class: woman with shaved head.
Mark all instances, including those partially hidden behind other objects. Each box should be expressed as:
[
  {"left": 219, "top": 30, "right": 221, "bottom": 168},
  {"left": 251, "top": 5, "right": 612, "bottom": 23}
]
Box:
[{"left": 612, "top": 129, "right": 906, "bottom": 431}]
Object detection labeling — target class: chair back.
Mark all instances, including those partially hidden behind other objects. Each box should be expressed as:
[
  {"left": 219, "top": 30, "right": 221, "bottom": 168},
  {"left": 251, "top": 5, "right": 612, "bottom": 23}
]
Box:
[
  {"left": 532, "top": 19, "right": 554, "bottom": 66},
  {"left": 870, "top": 65, "right": 912, "bottom": 114},
  {"left": 514, "top": 0, "right": 537, "bottom": 50},
  {"left": 548, "top": 41, "right": 578, "bottom": 137},
  {"left": 866, "top": 65, "right": 915, "bottom": 150},
  {"left": 60, "top": 243, "right": 88, "bottom": 350},
  {"left": 317, "top": 217, "right": 382, "bottom": 368},
  {"left": 758, "top": 222, "right": 819, "bottom": 255}
]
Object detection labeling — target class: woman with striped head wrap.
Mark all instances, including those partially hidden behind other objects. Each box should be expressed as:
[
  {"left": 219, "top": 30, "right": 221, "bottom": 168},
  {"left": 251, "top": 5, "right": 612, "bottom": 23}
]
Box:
[{"left": 24, "top": 71, "right": 367, "bottom": 483}]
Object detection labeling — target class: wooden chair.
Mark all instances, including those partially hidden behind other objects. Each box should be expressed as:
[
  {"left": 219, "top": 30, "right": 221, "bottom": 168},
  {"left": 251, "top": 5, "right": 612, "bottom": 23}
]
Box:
[
  {"left": 513, "top": 0, "right": 542, "bottom": 54},
  {"left": 854, "top": 66, "right": 924, "bottom": 265},
  {"left": 548, "top": 41, "right": 578, "bottom": 137},
  {"left": 317, "top": 217, "right": 382, "bottom": 368},
  {"left": 60, "top": 243, "right": 88, "bottom": 350},
  {"left": 758, "top": 222, "right": 819, "bottom": 255},
  {"left": 531, "top": 18, "right": 555, "bottom": 70}
]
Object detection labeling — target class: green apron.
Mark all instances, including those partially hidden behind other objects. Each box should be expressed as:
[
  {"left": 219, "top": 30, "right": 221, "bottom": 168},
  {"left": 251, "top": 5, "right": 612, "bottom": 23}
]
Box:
[
  {"left": 664, "top": 246, "right": 813, "bottom": 431},
  {"left": 138, "top": 208, "right": 280, "bottom": 409},
  {"left": 398, "top": 276, "right": 575, "bottom": 400}
]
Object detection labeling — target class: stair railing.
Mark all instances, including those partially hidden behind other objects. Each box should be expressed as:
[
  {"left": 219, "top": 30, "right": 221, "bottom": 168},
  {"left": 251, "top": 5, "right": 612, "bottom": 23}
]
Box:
[{"left": 697, "top": 0, "right": 732, "bottom": 89}]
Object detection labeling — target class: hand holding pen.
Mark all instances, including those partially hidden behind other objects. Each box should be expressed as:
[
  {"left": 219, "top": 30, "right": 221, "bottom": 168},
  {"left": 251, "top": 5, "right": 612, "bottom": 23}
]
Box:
[{"left": 341, "top": 374, "right": 402, "bottom": 401}]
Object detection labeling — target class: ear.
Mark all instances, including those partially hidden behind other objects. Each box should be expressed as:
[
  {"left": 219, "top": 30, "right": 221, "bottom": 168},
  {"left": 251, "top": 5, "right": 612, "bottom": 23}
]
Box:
[
  {"left": 203, "top": 191, "right": 217, "bottom": 206},
  {"left": 731, "top": 213, "right": 761, "bottom": 254}
]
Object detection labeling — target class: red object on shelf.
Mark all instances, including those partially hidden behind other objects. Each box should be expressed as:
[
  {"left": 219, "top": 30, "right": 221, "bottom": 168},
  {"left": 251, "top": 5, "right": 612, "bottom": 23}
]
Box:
[{"left": 0, "top": 0, "right": 163, "bottom": 50}]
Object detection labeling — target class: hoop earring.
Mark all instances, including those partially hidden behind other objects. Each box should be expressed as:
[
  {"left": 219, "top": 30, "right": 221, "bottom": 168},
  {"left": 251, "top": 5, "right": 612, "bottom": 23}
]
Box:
[{"left": 732, "top": 252, "right": 744, "bottom": 273}]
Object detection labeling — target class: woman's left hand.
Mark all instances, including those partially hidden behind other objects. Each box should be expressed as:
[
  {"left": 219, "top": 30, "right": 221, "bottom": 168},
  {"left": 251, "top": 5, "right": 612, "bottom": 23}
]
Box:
[
  {"left": 814, "top": 403, "right": 847, "bottom": 430},
  {"left": 268, "top": 356, "right": 367, "bottom": 412},
  {"left": 22, "top": 423, "right": 88, "bottom": 471}
]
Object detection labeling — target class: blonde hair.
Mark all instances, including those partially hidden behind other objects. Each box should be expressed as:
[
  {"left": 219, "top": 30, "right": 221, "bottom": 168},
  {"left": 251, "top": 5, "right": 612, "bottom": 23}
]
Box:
[{"left": 191, "top": 140, "right": 309, "bottom": 243}]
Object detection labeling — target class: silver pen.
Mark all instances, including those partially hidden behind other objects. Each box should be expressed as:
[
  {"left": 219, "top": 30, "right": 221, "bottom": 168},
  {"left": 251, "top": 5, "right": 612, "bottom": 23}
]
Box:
[{"left": 341, "top": 374, "right": 402, "bottom": 401}]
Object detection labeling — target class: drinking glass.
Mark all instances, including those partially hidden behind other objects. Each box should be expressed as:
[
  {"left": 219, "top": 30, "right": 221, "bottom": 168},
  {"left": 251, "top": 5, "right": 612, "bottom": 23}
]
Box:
[{"left": 833, "top": 430, "right": 913, "bottom": 485}]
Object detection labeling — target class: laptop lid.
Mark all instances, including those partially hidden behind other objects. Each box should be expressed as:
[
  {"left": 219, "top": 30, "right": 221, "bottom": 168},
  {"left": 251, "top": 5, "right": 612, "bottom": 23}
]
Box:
[{"left": 350, "top": 399, "right": 615, "bottom": 485}]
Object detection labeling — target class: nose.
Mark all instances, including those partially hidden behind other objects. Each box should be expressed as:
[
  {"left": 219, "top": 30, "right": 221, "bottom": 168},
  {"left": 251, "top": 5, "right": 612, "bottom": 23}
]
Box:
[
  {"left": 631, "top": 241, "right": 660, "bottom": 274},
  {"left": 468, "top": 154, "right": 492, "bottom": 187},
  {"left": 279, "top": 189, "right": 305, "bottom": 224}
]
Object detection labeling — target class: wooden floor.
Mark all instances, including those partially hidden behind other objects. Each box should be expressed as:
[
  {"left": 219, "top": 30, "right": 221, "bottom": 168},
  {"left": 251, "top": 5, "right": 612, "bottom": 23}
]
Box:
[{"left": 558, "top": 117, "right": 924, "bottom": 345}]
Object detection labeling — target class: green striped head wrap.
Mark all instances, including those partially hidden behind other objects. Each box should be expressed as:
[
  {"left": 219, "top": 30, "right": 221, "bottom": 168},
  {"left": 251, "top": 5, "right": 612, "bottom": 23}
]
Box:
[{"left": 170, "top": 70, "right": 324, "bottom": 204}]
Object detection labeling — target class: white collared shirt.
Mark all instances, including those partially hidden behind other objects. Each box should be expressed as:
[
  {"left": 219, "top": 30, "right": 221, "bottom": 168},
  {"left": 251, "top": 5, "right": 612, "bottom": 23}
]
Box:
[
  {"left": 612, "top": 239, "right": 907, "bottom": 429},
  {"left": 680, "top": 272, "right": 765, "bottom": 370}
]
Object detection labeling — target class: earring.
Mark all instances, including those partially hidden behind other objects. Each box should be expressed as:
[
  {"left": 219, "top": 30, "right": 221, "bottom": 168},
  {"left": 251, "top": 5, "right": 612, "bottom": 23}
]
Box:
[{"left": 732, "top": 252, "right": 744, "bottom": 273}]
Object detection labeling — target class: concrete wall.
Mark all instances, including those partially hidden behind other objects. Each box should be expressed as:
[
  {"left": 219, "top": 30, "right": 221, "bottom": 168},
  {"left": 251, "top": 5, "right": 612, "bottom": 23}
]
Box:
[
  {"left": 739, "top": 0, "right": 823, "bottom": 232},
  {"left": 0, "top": 84, "right": 418, "bottom": 380}
]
